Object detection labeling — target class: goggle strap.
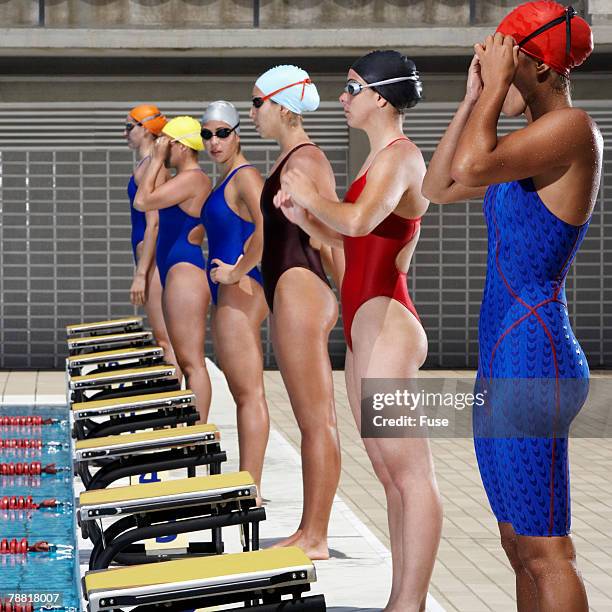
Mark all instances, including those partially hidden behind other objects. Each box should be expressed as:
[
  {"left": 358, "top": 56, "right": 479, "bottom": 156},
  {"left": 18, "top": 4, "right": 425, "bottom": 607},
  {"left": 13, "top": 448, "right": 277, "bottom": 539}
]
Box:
[
  {"left": 169, "top": 131, "right": 202, "bottom": 143},
  {"left": 366, "top": 74, "right": 420, "bottom": 89},
  {"left": 262, "top": 78, "right": 312, "bottom": 103},
  {"left": 129, "top": 112, "right": 162, "bottom": 125},
  {"left": 517, "top": 6, "right": 576, "bottom": 58}
]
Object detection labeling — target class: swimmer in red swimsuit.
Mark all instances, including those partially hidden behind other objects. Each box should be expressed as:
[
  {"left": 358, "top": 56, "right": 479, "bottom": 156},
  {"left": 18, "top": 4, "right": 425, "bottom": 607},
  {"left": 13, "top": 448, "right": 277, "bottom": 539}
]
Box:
[{"left": 275, "top": 51, "right": 441, "bottom": 612}]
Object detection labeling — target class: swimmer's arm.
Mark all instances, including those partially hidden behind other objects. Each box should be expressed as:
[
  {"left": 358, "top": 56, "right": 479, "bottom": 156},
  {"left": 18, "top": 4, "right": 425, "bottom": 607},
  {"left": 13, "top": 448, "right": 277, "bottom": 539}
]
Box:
[
  {"left": 422, "top": 98, "right": 488, "bottom": 203},
  {"left": 227, "top": 167, "right": 265, "bottom": 280},
  {"left": 135, "top": 163, "right": 200, "bottom": 211},
  {"left": 283, "top": 151, "right": 344, "bottom": 248},
  {"left": 134, "top": 210, "right": 159, "bottom": 279},
  {"left": 316, "top": 242, "right": 345, "bottom": 290},
  {"left": 134, "top": 162, "right": 167, "bottom": 276},
  {"left": 452, "top": 95, "right": 598, "bottom": 187},
  {"left": 293, "top": 145, "right": 421, "bottom": 237},
  {"left": 300, "top": 210, "right": 344, "bottom": 248}
]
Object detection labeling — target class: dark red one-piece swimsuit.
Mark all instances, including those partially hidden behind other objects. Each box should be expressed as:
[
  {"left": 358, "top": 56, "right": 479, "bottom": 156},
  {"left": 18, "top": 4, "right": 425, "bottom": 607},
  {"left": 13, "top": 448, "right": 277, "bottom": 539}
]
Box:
[{"left": 342, "top": 138, "right": 421, "bottom": 351}]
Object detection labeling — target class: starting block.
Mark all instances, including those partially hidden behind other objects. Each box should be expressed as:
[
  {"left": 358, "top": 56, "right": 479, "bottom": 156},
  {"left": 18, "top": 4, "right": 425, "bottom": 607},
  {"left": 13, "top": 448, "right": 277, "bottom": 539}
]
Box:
[
  {"left": 68, "top": 364, "right": 179, "bottom": 405},
  {"left": 83, "top": 547, "right": 326, "bottom": 611},
  {"left": 66, "top": 316, "right": 143, "bottom": 338},
  {"left": 79, "top": 471, "right": 264, "bottom": 569},
  {"left": 71, "top": 390, "right": 197, "bottom": 440},
  {"left": 74, "top": 424, "right": 225, "bottom": 490},
  {"left": 66, "top": 345, "right": 165, "bottom": 377},
  {"left": 68, "top": 331, "right": 154, "bottom": 356}
]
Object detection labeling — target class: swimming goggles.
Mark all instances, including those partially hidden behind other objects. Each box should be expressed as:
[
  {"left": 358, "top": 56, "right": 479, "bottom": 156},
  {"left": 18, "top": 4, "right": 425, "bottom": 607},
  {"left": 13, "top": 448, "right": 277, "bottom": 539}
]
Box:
[
  {"left": 344, "top": 74, "right": 420, "bottom": 96},
  {"left": 252, "top": 78, "right": 312, "bottom": 108},
  {"left": 201, "top": 122, "right": 239, "bottom": 140},
  {"left": 125, "top": 112, "right": 163, "bottom": 132},
  {"left": 516, "top": 5, "right": 576, "bottom": 57}
]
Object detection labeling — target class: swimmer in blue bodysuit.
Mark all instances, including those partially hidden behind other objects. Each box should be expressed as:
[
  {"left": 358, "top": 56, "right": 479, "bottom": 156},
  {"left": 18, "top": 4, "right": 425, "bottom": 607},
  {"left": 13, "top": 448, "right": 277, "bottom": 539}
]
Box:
[
  {"left": 423, "top": 3, "right": 602, "bottom": 610},
  {"left": 124, "top": 104, "right": 181, "bottom": 381},
  {"left": 135, "top": 116, "right": 213, "bottom": 422},
  {"left": 201, "top": 101, "right": 270, "bottom": 502}
]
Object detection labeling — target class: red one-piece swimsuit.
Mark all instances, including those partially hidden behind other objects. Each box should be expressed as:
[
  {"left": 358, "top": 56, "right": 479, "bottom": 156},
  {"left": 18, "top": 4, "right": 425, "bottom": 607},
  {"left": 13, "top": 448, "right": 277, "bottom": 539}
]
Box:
[{"left": 341, "top": 138, "right": 421, "bottom": 351}]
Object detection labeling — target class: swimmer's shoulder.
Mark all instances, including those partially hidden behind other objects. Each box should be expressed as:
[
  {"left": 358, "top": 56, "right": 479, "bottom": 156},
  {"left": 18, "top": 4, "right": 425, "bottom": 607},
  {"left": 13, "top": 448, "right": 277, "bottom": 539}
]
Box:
[
  {"left": 537, "top": 107, "right": 602, "bottom": 149},
  {"left": 370, "top": 137, "right": 425, "bottom": 180},
  {"left": 285, "top": 141, "right": 329, "bottom": 170}
]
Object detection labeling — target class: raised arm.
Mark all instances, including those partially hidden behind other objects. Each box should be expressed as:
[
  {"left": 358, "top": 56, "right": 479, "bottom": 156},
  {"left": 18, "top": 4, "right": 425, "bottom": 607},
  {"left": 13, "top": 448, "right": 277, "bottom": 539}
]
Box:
[
  {"left": 134, "top": 137, "right": 200, "bottom": 211},
  {"left": 452, "top": 35, "right": 596, "bottom": 190},
  {"left": 422, "top": 55, "right": 488, "bottom": 204}
]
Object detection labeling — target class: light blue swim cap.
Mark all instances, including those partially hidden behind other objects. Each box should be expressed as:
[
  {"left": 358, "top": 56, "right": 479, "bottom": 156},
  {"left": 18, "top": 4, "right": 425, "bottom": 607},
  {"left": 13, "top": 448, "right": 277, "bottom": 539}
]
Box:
[{"left": 255, "top": 65, "right": 320, "bottom": 115}]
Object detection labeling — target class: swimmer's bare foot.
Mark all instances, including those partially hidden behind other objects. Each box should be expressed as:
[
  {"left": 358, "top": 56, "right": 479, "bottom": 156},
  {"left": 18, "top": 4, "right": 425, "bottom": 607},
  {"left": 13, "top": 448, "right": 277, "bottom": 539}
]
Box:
[
  {"left": 269, "top": 529, "right": 302, "bottom": 548},
  {"left": 287, "top": 534, "right": 330, "bottom": 560},
  {"left": 383, "top": 597, "right": 425, "bottom": 612}
]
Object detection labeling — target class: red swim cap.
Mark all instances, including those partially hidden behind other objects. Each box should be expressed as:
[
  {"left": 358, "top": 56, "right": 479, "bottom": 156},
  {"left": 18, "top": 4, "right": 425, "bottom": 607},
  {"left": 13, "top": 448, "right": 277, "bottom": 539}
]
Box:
[{"left": 497, "top": 2, "right": 593, "bottom": 77}]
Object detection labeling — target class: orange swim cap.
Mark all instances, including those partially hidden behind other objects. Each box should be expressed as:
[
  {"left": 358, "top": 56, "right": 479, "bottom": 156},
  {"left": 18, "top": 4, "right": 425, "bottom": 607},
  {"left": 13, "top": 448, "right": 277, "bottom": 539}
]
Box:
[
  {"left": 129, "top": 104, "right": 168, "bottom": 136},
  {"left": 497, "top": 2, "right": 593, "bottom": 77}
]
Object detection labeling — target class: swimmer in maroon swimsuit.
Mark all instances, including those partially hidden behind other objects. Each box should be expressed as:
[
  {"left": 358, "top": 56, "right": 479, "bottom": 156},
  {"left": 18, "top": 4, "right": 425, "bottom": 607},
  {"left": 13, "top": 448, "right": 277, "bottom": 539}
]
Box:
[
  {"left": 275, "top": 51, "right": 441, "bottom": 612},
  {"left": 252, "top": 65, "right": 341, "bottom": 560}
]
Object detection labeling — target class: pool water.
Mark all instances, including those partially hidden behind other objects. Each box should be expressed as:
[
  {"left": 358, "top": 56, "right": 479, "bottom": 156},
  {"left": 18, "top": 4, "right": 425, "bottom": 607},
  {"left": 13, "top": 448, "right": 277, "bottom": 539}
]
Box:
[{"left": 0, "top": 405, "right": 79, "bottom": 611}]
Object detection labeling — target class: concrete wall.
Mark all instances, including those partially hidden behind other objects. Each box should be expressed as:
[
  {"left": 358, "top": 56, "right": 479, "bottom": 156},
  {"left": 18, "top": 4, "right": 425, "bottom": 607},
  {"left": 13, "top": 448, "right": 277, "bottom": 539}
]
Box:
[
  {"left": 0, "top": 0, "right": 600, "bottom": 28},
  {"left": 2, "top": 71, "right": 611, "bottom": 105},
  {"left": 260, "top": 1, "right": 469, "bottom": 27},
  {"left": 0, "top": 0, "right": 38, "bottom": 25},
  {"left": 42, "top": 0, "right": 253, "bottom": 28}
]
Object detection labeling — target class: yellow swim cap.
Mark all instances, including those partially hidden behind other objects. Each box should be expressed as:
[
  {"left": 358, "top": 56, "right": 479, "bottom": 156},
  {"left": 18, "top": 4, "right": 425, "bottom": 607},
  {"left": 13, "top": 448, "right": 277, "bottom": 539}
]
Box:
[{"left": 162, "top": 116, "right": 204, "bottom": 151}]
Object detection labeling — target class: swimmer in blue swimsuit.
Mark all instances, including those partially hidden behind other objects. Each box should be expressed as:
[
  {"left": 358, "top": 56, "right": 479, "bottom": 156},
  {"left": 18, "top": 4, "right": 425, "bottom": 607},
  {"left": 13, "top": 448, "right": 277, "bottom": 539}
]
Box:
[
  {"left": 423, "top": 3, "right": 602, "bottom": 610},
  {"left": 135, "top": 115, "right": 213, "bottom": 422},
  {"left": 201, "top": 101, "right": 269, "bottom": 502},
  {"left": 124, "top": 104, "right": 181, "bottom": 381}
]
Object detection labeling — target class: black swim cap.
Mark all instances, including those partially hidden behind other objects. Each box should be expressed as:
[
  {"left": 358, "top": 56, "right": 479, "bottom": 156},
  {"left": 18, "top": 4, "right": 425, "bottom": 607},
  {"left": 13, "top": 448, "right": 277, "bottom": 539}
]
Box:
[{"left": 351, "top": 50, "right": 422, "bottom": 111}]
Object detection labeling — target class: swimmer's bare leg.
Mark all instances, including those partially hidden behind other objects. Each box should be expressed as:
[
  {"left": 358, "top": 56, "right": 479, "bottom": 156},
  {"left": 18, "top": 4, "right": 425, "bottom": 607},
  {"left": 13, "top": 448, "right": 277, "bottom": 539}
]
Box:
[{"left": 269, "top": 269, "right": 340, "bottom": 560}]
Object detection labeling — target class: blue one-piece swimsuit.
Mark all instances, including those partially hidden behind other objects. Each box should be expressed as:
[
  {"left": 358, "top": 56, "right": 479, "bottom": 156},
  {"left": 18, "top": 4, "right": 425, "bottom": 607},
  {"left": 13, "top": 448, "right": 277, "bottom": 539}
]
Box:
[
  {"left": 474, "top": 178, "right": 590, "bottom": 537},
  {"left": 156, "top": 205, "right": 206, "bottom": 288},
  {"left": 201, "top": 165, "right": 263, "bottom": 305},
  {"left": 127, "top": 175, "right": 147, "bottom": 262}
]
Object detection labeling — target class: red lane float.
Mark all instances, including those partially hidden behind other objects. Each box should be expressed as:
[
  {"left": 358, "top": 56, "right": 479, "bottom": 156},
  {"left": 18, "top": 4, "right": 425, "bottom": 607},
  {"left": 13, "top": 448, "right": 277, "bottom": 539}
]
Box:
[
  {"left": 0, "top": 462, "right": 58, "bottom": 476},
  {"left": 0, "top": 539, "right": 52, "bottom": 554},
  {"left": 0, "top": 602, "right": 34, "bottom": 612},
  {"left": 0, "top": 440, "right": 43, "bottom": 450},
  {"left": 0, "top": 496, "right": 59, "bottom": 511},
  {"left": 0, "top": 416, "right": 53, "bottom": 427}
]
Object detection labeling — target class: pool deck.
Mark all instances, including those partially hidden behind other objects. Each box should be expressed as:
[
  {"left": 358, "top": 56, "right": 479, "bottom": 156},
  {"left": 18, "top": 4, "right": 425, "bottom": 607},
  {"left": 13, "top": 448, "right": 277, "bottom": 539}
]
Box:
[{"left": 2, "top": 367, "right": 611, "bottom": 612}]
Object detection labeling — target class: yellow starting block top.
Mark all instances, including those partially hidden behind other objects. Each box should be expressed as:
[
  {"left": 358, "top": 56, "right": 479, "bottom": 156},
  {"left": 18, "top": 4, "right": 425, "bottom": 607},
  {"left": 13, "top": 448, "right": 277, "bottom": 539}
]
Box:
[
  {"left": 66, "top": 317, "right": 143, "bottom": 336},
  {"left": 67, "top": 346, "right": 164, "bottom": 366},
  {"left": 85, "top": 547, "right": 314, "bottom": 592},
  {"left": 69, "top": 365, "right": 176, "bottom": 390},
  {"left": 71, "top": 389, "right": 195, "bottom": 417},
  {"left": 75, "top": 423, "right": 219, "bottom": 455},
  {"left": 68, "top": 331, "right": 152, "bottom": 349},
  {"left": 79, "top": 471, "right": 254, "bottom": 509}
]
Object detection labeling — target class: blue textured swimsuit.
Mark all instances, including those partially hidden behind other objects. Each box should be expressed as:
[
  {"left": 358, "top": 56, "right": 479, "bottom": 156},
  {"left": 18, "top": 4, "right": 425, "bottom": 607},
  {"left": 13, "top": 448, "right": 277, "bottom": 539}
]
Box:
[
  {"left": 474, "top": 178, "right": 590, "bottom": 537},
  {"left": 156, "top": 204, "right": 206, "bottom": 288},
  {"left": 201, "top": 165, "right": 263, "bottom": 305},
  {"left": 127, "top": 175, "right": 147, "bottom": 262}
]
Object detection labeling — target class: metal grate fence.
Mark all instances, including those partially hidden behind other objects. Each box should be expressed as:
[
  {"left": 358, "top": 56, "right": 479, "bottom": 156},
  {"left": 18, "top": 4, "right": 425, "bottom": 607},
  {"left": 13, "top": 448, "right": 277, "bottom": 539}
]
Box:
[{"left": 0, "top": 101, "right": 609, "bottom": 369}]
